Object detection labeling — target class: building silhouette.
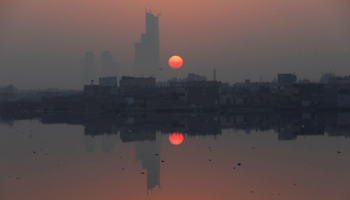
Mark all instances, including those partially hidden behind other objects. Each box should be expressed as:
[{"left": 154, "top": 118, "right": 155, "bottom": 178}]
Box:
[
  {"left": 101, "top": 51, "right": 118, "bottom": 77},
  {"left": 80, "top": 52, "right": 97, "bottom": 87},
  {"left": 135, "top": 10, "right": 160, "bottom": 77},
  {"left": 99, "top": 77, "right": 118, "bottom": 86},
  {"left": 135, "top": 132, "right": 161, "bottom": 193},
  {"left": 278, "top": 74, "right": 297, "bottom": 85}
]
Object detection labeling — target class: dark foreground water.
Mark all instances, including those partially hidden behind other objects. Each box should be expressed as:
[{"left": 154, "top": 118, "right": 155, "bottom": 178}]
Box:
[{"left": 1, "top": 112, "right": 350, "bottom": 200}]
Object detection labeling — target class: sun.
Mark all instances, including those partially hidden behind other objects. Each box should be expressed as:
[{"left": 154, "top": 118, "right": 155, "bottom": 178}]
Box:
[
  {"left": 168, "top": 55, "right": 183, "bottom": 69},
  {"left": 169, "top": 133, "right": 184, "bottom": 145}
]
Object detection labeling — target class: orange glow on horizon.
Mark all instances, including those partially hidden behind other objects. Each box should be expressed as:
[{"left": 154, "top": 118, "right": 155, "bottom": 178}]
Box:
[
  {"left": 168, "top": 55, "right": 183, "bottom": 69},
  {"left": 169, "top": 133, "right": 184, "bottom": 145}
]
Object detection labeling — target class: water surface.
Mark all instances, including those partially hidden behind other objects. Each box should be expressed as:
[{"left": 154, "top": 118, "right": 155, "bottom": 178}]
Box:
[{"left": 1, "top": 113, "right": 349, "bottom": 200}]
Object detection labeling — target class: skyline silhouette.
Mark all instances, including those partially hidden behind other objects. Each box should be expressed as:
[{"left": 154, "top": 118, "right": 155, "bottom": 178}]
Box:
[
  {"left": 1, "top": 2, "right": 350, "bottom": 199},
  {"left": 0, "top": 1, "right": 349, "bottom": 89}
]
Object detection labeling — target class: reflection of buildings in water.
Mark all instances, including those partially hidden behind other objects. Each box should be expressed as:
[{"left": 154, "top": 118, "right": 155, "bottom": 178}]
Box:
[
  {"left": 220, "top": 114, "right": 280, "bottom": 133},
  {"left": 219, "top": 113, "right": 329, "bottom": 141},
  {"left": 277, "top": 126, "right": 298, "bottom": 140},
  {"left": 186, "top": 115, "right": 221, "bottom": 137},
  {"left": 101, "top": 135, "right": 114, "bottom": 153},
  {"left": 135, "top": 131, "right": 161, "bottom": 193},
  {"left": 84, "top": 123, "right": 119, "bottom": 137},
  {"left": 298, "top": 119, "right": 324, "bottom": 136},
  {"left": 120, "top": 125, "right": 156, "bottom": 143},
  {"left": 277, "top": 115, "right": 325, "bottom": 140},
  {"left": 326, "top": 127, "right": 350, "bottom": 138},
  {"left": 0, "top": 116, "right": 14, "bottom": 127},
  {"left": 0, "top": 112, "right": 42, "bottom": 127},
  {"left": 337, "top": 113, "right": 350, "bottom": 127},
  {"left": 327, "top": 113, "right": 350, "bottom": 138},
  {"left": 80, "top": 136, "right": 97, "bottom": 153},
  {"left": 39, "top": 112, "right": 350, "bottom": 144},
  {"left": 5, "top": 112, "right": 350, "bottom": 194}
]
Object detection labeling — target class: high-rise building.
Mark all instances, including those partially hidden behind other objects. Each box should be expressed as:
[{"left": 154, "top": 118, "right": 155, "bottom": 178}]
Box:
[
  {"left": 135, "top": 10, "right": 160, "bottom": 77},
  {"left": 101, "top": 51, "right": 112, "bottom": 77},
  {"left": 80, "top": 52, "right": 97, "bottom": 87},
  {"left": 101, "top": 51, "right": 118, "bottom": 77}
]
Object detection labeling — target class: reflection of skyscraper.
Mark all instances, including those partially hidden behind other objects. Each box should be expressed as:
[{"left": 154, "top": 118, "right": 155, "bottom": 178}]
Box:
[
  {"left": 80, "top": 52, "right": 97, "bottom": 87},
  {"left": 135, "top": 10, "right": 160, "bottom": 77},
  {"left": 101, "top": 51, "right": 118, "bottom": 77},
  {"left": 135, "top": 131, "right": 161, "bottom": 193}
]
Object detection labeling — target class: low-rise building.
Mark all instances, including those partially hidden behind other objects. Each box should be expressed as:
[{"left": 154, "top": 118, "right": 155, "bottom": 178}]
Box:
[
  {"left": 278, "top": 74, "right": 297, "bottom": 85},
  {"left": 120, "top": 76, "right": 155, "bottom": 94},
  {"left": 84, "top": 85, "right": 118, "bottom": 96},
  {"left": 120, "top": 76, "right": 155, "bottom": 88},
  {"left": 337, "top": 93, "right": 350, "bottom": 107},
  {"left": 99, "top": 77, "right": 118, "bottom": 86}
]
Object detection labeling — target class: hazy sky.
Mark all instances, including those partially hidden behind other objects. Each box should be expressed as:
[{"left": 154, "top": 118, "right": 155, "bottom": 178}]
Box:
[{"left": 1, "top": 0, "right": 349, "bottom": 89}]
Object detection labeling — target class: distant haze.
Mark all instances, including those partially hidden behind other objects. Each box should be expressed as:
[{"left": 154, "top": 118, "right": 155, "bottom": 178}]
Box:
[{"left": 1, "top": 0, "right": 349, "bottom": 89}]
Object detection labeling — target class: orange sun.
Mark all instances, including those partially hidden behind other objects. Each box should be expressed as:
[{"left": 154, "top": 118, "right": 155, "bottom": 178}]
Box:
[
  {"left": 169, "top": 133, "right": 184, "bottom": 145},
  {"left": 168, "top": 55, "right": 183, "bottom": 69}
]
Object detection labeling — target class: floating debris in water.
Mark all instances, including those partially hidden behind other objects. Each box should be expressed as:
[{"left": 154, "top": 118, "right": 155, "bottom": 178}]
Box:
[
  {"left": 140, "top": 172, "right": 145, "bottom": 174},
  {"left": 337, "top": 151, "right": 342, "bottom": 154},
  {"left": 209, "top": 159, "right": 212, "bottom": 161},
  {"left": 33, "top": 151, "right": 36, "bottom": 153},
  {"left": 237, "top": 163, "right": 241, "bottom": 166}
]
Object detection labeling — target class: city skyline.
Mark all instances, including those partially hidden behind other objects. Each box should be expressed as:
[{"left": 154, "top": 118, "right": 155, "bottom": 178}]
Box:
[{"left": 0, "top": 0, "right": 349, "bottom": 89}]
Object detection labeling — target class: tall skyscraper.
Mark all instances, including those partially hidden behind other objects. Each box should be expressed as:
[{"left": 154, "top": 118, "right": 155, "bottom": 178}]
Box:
[
  {"left": 80, "top": 52, "right": 97, "bottom": 87},
  {"left": 101, "top": 51, "right": 112, "bottom": 77},
  {"left": 135, "top": 10, "right": 160, "bottom": 77},
  {"left": 101, "top": 51, "right": 118, "bottom": 77}
]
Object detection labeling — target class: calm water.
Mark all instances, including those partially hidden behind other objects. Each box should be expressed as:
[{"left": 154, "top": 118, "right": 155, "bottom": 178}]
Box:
[{"left": 1, "top": 113, "right": 350, "bottom": 200}]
